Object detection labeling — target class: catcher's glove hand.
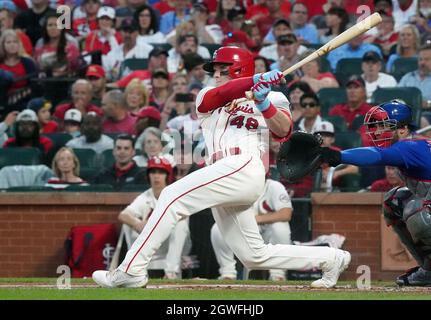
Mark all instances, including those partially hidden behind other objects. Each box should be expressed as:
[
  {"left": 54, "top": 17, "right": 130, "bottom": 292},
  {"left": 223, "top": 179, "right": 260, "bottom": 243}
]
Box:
[{"left": 277, "top": 131, "right": 323, "bottom": 183}]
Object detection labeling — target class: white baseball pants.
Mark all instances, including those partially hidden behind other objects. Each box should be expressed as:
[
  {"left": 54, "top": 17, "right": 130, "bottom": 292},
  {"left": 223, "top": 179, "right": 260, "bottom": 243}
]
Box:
[{"left": 118, "top": 154, "right": 337, "bottom": 276}]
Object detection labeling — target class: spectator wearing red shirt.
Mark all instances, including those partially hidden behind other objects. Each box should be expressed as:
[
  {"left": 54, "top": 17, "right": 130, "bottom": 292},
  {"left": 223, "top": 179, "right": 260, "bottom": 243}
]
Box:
[
  {"left": 27, "top": 97, "right": 58, "bottom": 134},
  {"left": 84, "top": 6, "right": 122, "bottom": 56},
  {"left": 329, "top": 75, "right": 372, "bottom": 129},
  {"left": 0, "top": 3, "right": 33, "bottom": 56},
  {"left": 101, "top": 89, "right": 137, "bottom": 135},
  {"left": 72, "top": 0, "right": 101, "bottom": 38},
  {"left": 255, "top": 0, "right": 286, "bottom": 38},
  {"left": 0, "top": 29, "right": 37, "bottom": 92},
  {"left": 153, "top": 0, "right": 175, "bottom": 15},
  {"left": 3, "top": 109, "right": 54, "bottom": 155},
  {"left": 212, "top": 0, "right": 243, "bottom": 33},
  {"left": 363, "top": 11, "right": 399, "bottom": 57},
  {"left": 370, "top": 166, "right": 405, "bottom": 192},
  {"left": 245, "top": 0, "right": 291, "bottom": 23},
  {"left": 53, "top": 79, "right": 103, "bottom": 123}
]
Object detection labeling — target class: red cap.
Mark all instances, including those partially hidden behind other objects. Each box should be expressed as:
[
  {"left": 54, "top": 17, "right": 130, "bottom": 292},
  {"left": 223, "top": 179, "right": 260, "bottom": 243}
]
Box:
[
  {"left": 137, "top": 106, "right": 161, "bottom": 121},
  {"left": 86, "top": 64, "right": 106, "bottom": 78},
  {"left": 147, "top": 156, "right": 173, "bottom": 183}
]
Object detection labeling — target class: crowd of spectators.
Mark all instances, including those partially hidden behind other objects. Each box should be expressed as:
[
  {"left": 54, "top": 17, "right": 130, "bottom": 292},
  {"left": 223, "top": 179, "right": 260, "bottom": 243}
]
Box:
[{"left": 1, "top": 0, "right": 431, "bottom": 196}]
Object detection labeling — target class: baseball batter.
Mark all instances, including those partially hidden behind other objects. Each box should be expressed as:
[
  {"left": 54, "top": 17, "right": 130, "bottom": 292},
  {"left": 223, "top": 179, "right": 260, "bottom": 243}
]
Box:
[
  {"left": 320, "top": 100, "right": 431, "bottom": 286},
  {"left": 92, "top": 46, "right": 351, "bottom": 289},
  {"left": 211, "top": 178, "right": 292, "bottom": 281}
]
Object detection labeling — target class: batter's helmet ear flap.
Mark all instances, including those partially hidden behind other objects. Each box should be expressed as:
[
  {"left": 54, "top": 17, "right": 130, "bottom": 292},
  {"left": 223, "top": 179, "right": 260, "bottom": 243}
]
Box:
[{"left": 202, "top": 46, "right": 254, "bottom": 79}]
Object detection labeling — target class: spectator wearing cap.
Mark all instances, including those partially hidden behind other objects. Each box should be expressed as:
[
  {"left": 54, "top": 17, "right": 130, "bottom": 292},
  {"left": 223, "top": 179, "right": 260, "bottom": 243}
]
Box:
[
  {"left": 183, "top": 52, "right": 213, "bottom": 87},
  {"left": 363, "top": 11, "right": 399, "bottom": 57},
  {"left": 72, "top": 0, "right": 101, "bottom": 38},
  {"left": 85, "top": 64, "right": 107, "bottom": 106},
  {"left": 150, "top": 68, "right": 171, "bottom": 111},
  {"left": 135, "top": 4, "right": 166, "bottom": 45},
  {"left": 159, "top": 0, "right": 192, "bottom": 35},
  {"left": 53, "top": 79, "right": 104, "bottom": 124},
  {"left": 299, "top": 49, "right": 339, "bottom": 92},
  {"left": 398, "top": 44, "right": 431, "bottom": 106},
  {"left": 270, "top": 34, "right": 300, "bottom": 72},
  {"left": 103, "top": 17, "right": 153, "bottom": 81},
  {"left": 361, "top": 51, "right": 397, "bottom": 102},
  {"left": 327, "top": 34, "right": 382, "bottom": 71},
  {"left": 329, "top": 75, "right": 372, "bottom": 129},
  {"left": 259, "top": 20, "right": 308, "bottom": 60},
  {"left": 66, "top": 112, "right": 114, "bottom": 154},
  {"left": 289, "top": 2, "right": 319, "bottom": 44},
  {"left": 319, "top": 7, "right": 349, "bottom": 44},
  {"left": 167, "top": 34, "right": 210, "bottom": 73},
  {"left": 84, "top": 6, "right": 123, "bottom": 57},
  {"left": 255, "top": 0, "right": 285, "bottom": 39},
  {"left": 385, "top": 24, "right": 420, "bottom": 73},
  {"left": 3, "top": 109, "right": 54, "bottom": 155},
  {"left": 27, "top": 97, "right": 58, "bottom": 134},
  {"left": 314, "top": 120, "right": 359, "bottom": 191},
  {"left": 297, "top": 93, "right": 324, "bottom": 133},
  {"left": 0, "top": 1, "right": 33, "bottom": 55},
  {"left": 94, "top": 134, "right": 147, "bottom": 189},
  {"left": 135, "top": 106, "right": 161, "bottom": 137},
  {"left": 63, "top": 109, "right": 82, "bottom": 138},
  {"left": 101, "top": 89, "right": 137, "bottom": 135},
  {"left": 124, "top": 78, "right": 149, "bottom": 115},
  {"left": 13, "top": 0, "right": 56, "bottom": 46},
  {"left": 0, "top": 29, "right": 38, "bottom": 93}
]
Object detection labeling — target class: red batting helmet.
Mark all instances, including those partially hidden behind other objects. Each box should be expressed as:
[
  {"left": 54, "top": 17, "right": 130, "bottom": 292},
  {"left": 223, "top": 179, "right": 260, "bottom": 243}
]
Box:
[
  {"left": 147, "top": 156, "right": 173, "bottom": 183},
  {"left": 203, "top": 46, "right": 254, "bottom": 79}
]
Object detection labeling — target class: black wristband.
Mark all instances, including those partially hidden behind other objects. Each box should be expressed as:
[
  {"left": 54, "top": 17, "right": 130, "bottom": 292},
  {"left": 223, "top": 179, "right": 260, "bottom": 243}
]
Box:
[{"left": 320, "top": 147, "right": 342, "bottom": 167}]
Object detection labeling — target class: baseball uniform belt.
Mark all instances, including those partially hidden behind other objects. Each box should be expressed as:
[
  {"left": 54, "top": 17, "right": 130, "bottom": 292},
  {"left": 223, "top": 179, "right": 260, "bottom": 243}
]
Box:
[{"left": 211, "top": 147, "right": 241, "bottom": 164}]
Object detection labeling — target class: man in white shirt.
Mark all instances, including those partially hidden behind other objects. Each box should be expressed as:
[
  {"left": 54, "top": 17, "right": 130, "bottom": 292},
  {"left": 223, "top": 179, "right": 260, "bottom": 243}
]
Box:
[
  {"left": 103, "top": 17, "right": 154, "bottom": 80},
  {"left": 361, "top": 51, "right": 397, "bottom": 102},
  {"left": 167, "top": 34, "right": 210, "bottom": 73}
]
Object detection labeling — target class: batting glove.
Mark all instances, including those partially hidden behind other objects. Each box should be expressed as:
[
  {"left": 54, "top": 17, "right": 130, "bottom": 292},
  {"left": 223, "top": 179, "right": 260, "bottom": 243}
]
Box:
[
  {"left": 253, "top": 69, "right": 284, "bottom": 86},
  {"left": 252, "top": 81, "right": 271, "bottom": 111}
]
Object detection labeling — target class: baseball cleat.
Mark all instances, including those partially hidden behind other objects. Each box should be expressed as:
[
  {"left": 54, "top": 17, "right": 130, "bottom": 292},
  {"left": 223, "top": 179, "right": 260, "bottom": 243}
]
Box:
[
  {"left": 396, "top": 266, "right": 431, "bottom": 286},
  {"left": 92, "top": 269, "right": 148, "bottom": 288},
  {"left": 310, "top": 249, "right": 351, "bottom": 289}
]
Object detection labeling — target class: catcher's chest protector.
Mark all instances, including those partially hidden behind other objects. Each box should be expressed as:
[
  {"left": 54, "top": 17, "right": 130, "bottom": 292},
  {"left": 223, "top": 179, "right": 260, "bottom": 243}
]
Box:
[{"left": 65, "top": 224, "right": 118, "bottom": 278}]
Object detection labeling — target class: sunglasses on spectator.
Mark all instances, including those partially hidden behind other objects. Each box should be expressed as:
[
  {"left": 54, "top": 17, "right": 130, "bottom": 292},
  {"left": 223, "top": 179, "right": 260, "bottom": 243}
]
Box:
[{"left": 301, "top": 102, "right": 318, "bottom": 108}]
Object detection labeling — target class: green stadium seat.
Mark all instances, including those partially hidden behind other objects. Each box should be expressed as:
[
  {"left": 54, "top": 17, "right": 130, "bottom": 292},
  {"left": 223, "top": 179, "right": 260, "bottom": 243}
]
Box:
[
  {"left": 79, "top": 167, "right": 99, "bottom": 181},
  {"left": 334, "top": 58, "right": 363, "bottom": 85},
  {"left": 101, "top": 149, "right": 115, "bottom": 168},
  {"left": 64, "top": 184, "right": 114, "bottom": 192},
  {"left": 120, "top": 58, "right": 148, "bottom": 76},
  {"left": 119, "top": 184, "right": 150, "bottom": 192},
  {"left": 72, "top": 148, "right": 98, "bottom": 168},
  {"left": 351, "top": 115, "right": 365, "bottom": 132},
  {"left": 371, "top": 87, "right": 422, "bottom": 127},
  {"left": 334, "top": 131, "right": 362, "bottom": 149},
  {"left": 391, "top": 57, "right": 418, "bottom": 82},
  {"left": 317, "top": 88, "right": 347, "bottom": 116},
  {"left": 0, "top": 148, "right": 42, "bottom": 169},
  {"left": 319, "top": 57, "right": 331, "bottom": 73},
  {"left": 339, "top": 174, "right": 361, "bottom": 192},
  {"left": 42, "top": 133, "right": 73, "bottom": 149},
  {"left": 323, "top": 116, "right": 348, "bottom": 132},
  {"left": 201, "top": 43, "right": 221, "bottom": 56}
]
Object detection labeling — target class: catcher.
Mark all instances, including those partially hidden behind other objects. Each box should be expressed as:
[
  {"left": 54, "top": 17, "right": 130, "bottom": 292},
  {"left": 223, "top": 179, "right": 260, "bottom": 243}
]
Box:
[{"left": 279, "top": 100, "right": 431, "bottom": 286}]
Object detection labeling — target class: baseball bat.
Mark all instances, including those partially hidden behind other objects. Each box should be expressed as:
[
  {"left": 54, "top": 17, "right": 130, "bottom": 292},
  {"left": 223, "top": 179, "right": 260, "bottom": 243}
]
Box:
[{"left": 246, "top": 12, "right": 382, "bottom": 99}]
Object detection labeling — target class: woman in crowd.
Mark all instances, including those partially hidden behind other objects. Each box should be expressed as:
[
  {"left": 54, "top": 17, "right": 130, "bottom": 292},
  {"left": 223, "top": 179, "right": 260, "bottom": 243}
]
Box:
[
  {"left": 124, "top": 78, "right": 149, "bottom": 115},
  {"left": 212, "top": 0, "right": 243, "bottom": 33},
  {"left": 386, "top": 24, "right": 420, "bottom": 73},
  {"left": 159, "top": 73, "right": 189, "bottom": 129},
  {"left": 299, "top": 50, "right": 339, "bottom": 92},
  {"left": 46, "top": 147, "right": 88, "bottom": 189},
  {"left": 34, "top": 13, "right": 80, "bottom": 76},
  {"left": 135, "top": 4, "right": 166, "bottom": 45},
  {"left": 72, "top": 0, "right": 102, "bottom": 39},
  {"left": 0, "top": 29, "right": 37, "bottom": 93},
  {"left": 149, "top": 69, "right": 171, "bottom": 111},
  {"left": 287, "top": 81, "right": 314, "bottom": 125},
  {"left": 319, "top": 7, "right": 349, "bottom": 43},
  {"left": 254, "top": 55, "right": 270, "bottom": 73}
]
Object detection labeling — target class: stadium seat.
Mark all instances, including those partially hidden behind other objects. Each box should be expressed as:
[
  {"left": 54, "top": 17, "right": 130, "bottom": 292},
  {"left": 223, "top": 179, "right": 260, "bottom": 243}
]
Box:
[
  {"left": 120, "top": 58, "right": 148, "bottom": 76},
  {"left": 317, "top": 88, "right": 347, "bottom": 116},
  {"left": 101, "top": 149, "right": 115, "bottom": 168},
  {"left": 390, "top": 57, "right": 418, "bottom": 81},
  {"left": 201, "top": 43, "right": 221, "bottom": 56},
  {"left": 323, "top": 116, "right": 348, "bottom": 132},
  {"left": 72, "top": 148, "right": 98, "bottom": 168},
  {"left": 0, "top": 148, "right": 42, "bottom": 169},
  {"left": 371, "top": 87, "right": 422, "bottom": 127},
  {"left": 319, "top": 57, "right": 331, "bottom": 73},
  {"left": 334, "top": 58, "right": 363, "bottom": 85},
  {"left": 79, "top": 167, "right": 99, "bottom": 182},
  {"left": 64, "top": 184, "right": 114, "bottom": 192},
  {"left": 119, "top": 184, "right": 151, "bottom": 192},
  {"left": 351, "top": 115, "right": 365, "bottom": 132},
  {"left": 334, "top": 131, "right": 362, "bottom": 149},
  {"left": 42, "top": 133, "right": 73, "bottom": 150},
  {"left": 339, "top": 174, "right": 361, "bottom": 192}
]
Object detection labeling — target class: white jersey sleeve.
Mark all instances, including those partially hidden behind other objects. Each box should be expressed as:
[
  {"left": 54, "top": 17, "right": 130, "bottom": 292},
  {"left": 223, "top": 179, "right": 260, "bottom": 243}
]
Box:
[
  {"left": 268, "top": 91, "right": 291, "bottom": 115},
  {"left": 195, "top": 86, "right": 215, "bottom": 120},
  {"left": 125, "top": 190, "right": 155, "bottom": 220},
  {"left": 266, "top": 179, "right": 292, "bottom": 211}
]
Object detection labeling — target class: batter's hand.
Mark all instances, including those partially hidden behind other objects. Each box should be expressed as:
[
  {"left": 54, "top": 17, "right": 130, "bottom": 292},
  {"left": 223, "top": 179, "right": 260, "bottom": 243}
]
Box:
[
  {"left": 251, "top": 81, "right": 271, "bottom": 111},
  {"left": 253, "top": 70, "right": 284, "bottom": 86}
]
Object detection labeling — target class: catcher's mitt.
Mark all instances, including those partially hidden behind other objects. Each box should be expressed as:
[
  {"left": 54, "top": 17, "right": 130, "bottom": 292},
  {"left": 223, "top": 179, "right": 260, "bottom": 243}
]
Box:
[{"left": 277, "top": 131, "right": 323, "bottom": 183}]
